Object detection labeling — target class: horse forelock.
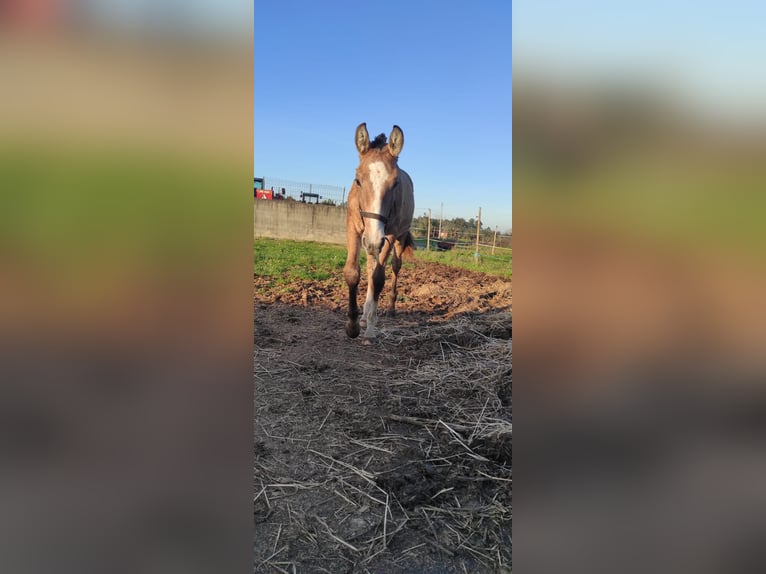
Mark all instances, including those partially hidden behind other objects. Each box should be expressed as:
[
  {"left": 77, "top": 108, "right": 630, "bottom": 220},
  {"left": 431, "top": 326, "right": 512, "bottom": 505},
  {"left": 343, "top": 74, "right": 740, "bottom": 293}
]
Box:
[{"left": 369, "top": 133, "right": 387, "bottom": 149}]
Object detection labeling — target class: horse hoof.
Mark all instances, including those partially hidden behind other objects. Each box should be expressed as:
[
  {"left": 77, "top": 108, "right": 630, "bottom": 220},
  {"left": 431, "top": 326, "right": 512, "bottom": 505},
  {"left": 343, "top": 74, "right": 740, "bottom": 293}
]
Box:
[
  {"left": 361, "top": 337, "right": 374, "bottom": 346},
  {"left": 346, "top": 321, "right": 360, "bottom": 338}
]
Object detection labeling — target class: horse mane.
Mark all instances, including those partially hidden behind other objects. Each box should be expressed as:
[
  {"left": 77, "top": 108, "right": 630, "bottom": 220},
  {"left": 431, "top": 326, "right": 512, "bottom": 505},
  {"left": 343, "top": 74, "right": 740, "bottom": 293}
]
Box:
[{"left": 369, "top": 133, "right": 387, "bottom": 149}]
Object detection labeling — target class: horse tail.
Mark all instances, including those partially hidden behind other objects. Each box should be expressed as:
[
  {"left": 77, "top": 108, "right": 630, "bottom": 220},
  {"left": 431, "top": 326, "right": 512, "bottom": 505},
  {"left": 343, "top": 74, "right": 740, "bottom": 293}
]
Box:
[{"left": 402, "top": 231, "right": 416, "bottom": 260}]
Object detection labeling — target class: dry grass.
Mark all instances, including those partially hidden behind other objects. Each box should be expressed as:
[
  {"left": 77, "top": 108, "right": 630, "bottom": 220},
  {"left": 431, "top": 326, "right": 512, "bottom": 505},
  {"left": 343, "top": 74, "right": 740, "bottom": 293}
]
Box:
[{"left": 254, "top": 309, "right": 512, "bottom": 573}]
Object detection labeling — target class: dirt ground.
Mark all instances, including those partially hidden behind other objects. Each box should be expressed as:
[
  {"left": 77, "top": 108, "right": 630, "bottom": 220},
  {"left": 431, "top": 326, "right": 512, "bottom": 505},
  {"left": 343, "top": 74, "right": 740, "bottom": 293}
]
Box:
[{"left": 254, "top": 259, "right": 512, "bottom": 573}]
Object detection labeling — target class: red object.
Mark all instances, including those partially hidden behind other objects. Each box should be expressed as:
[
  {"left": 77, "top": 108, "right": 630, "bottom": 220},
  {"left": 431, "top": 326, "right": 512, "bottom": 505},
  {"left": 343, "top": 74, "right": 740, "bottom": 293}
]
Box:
[
  {"left": 256, "top": 189, "right": 273, "bottom": 200},
  {"left": 1, "top": 0, "right": 61, "bottom": 30}
]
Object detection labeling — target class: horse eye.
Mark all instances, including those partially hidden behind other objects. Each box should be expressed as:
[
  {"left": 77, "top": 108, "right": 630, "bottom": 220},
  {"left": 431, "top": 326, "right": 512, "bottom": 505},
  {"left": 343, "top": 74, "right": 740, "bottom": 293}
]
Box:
[{"left": 355, "top": 178, "right": 361, "bottom": 186}]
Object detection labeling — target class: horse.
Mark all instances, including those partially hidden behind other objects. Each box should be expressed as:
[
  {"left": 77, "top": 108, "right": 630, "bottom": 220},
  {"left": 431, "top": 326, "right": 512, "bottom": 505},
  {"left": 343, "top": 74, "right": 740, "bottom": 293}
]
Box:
[{"left": 343, "top": 123, "right": 415, "bottom": 340}]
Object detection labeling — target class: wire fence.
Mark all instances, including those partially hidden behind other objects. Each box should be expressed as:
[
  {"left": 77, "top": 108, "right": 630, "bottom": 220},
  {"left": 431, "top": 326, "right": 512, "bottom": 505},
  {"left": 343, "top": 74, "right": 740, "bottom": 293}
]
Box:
[
  {"left": 410, "top": 227, "right": 512, "bottom": 264},
  {"left": 254, "top": 176, "right": 346, "bottom": 205},
  {"left": 410, "top": 207, "right": 512, "bottom": 267},
  {"left": 411, "top": 228, "right": 512, "bottom": 250}
]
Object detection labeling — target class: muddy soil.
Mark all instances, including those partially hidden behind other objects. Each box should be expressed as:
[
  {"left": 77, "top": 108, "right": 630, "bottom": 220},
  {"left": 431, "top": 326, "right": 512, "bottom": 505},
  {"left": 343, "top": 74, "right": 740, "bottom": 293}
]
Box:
[{"left": 254, "top": 260, "right": 511, "bottom": 573}]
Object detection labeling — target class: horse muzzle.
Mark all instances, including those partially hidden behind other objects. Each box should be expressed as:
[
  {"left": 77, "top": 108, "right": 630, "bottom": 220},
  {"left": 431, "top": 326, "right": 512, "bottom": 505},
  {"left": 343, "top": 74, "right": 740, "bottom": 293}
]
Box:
[
  {"left": 362, "top": 223, "right": 386, "bottom": 255},
  {"left": 362, "top": 235, "right": 386, "bottom": 256}
]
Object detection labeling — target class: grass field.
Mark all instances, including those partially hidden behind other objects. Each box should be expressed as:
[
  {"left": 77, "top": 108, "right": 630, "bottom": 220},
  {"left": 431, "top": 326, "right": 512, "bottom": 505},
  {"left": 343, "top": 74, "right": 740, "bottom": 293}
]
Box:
[
  {"left": 253, "top": 238, "right": 350, "bottom": 283},
  {"left": 1, "top": 142, "right": 244, "bottom": 270},
  {"left": 515, "top": 154, "right": 766, "bottom": 259},
  {"left": 254, "top": 238, "right": 512, "bottom": 281},
  {"left": 414, "top": 245, "right": 512, "bottom": 278}
]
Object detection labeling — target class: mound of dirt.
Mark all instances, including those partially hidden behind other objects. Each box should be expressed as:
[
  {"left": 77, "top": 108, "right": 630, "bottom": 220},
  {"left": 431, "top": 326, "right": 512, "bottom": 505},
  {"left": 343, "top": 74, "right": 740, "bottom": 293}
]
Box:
[{"left": 253, "top": 258, "right": 511, "bottom": 321}]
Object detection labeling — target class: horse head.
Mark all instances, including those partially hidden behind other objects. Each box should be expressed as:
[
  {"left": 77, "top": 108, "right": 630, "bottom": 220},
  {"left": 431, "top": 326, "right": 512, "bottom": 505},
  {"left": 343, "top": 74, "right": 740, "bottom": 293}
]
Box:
[{"left": 353, "top": 122, "right": 404, "bottom": 257}]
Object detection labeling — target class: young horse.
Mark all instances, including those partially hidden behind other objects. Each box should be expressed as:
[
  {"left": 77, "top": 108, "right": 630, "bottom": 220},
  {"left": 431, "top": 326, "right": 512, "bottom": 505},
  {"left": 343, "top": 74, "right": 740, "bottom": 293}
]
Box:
[{"left": 344, "top": 123, "right": 415, "bottom": 340}]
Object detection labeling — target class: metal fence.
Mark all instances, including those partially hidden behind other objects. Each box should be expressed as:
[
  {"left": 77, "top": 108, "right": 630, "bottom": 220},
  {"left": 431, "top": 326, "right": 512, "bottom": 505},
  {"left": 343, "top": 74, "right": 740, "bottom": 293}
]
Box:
[
  {"left": 411, "top": 228, "right": 512, "bottom": 249},
  {"left": 410, "top": 207, "right": 512, "bottom": 268},
  {"left": 410, "top": 227, "right": 512, "bottom": 263},
  {"left": 255, "top": 176, "right": 346, "bottom": 205}
]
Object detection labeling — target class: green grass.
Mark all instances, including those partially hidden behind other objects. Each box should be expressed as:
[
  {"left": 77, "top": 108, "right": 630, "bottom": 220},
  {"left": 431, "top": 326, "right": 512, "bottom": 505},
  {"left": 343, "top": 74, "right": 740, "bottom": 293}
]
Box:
[
  {"left": 254, "top": 238, "right": 511, "bottom": 281},
  {"left": 254, "top": 238, "right": 351, "bottom": 284},
  {"left": 515, "top": 156, "right": 766, "bottom": 258},
  {"left": 415, "top": 246, "right": 512, "bottom": 278},
  {"left": 1, "top": 141, "right": 245, "bottom": 272}
]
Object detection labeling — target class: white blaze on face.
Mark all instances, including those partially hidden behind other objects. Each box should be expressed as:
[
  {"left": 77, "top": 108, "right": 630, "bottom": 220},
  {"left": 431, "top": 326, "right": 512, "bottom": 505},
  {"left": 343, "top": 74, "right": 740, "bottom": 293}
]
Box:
[
  {"left": 363, "top": 161, "right": 389, "bottom": 253},
  {"left": 368, "top": 161, "right": 389, "bottom": 203}
]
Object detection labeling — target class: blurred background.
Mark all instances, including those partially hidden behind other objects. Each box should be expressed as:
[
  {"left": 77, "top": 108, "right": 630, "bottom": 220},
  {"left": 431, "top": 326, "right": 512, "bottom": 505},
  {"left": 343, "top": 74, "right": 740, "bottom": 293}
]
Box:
[
  {"left": 4, "top": 0, "right": 766, "bottom": 571},
  {"left": 514, "top": 1, "right": 766, "bottom": 573},
  {"left": 0, "top": 1, "right": 252, "bottom": 572}
]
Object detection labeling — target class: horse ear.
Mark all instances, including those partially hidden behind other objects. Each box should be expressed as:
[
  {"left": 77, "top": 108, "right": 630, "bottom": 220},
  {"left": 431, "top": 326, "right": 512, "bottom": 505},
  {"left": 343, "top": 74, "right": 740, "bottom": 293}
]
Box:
[
  {"left": 355, "top": 123, "right": 369, "bottom": 154},
  {"left": 388, "top": 125, "right": 404, "bottom": 157}
]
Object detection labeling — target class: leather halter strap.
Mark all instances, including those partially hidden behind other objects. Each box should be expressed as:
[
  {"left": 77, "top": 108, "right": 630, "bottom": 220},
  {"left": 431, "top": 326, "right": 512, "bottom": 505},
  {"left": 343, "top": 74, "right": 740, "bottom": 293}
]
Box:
[{"left": 359, "top": 210, "right": 388, "bottom": 225}]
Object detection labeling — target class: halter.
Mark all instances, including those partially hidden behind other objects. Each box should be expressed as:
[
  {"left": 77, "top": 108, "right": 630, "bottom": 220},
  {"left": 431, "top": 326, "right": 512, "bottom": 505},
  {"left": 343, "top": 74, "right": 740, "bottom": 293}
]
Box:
[
  {"left": 358, "top": 177, "right": 399, "bottom": 227},
  {"left": 359, "top": 210, "right": 388, "bottom": 225}
]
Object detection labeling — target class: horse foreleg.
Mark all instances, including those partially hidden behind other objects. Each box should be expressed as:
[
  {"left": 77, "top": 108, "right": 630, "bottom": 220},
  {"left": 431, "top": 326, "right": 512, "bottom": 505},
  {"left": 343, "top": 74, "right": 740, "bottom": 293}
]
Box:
[
  {"left": 362, "top": 237, "right": 394, "bottom": 330},
  {"left": 361, "top": 254, "right": 376, "bottom": 327},
  {"left": 363, "top": 260, "right": 386, "bottom": 340},
  {"left": 387, "top": 240, "right": 405, "bottom": 316},
  {"left": 344, "top": 237, "right": 361, "bottom": 338}
]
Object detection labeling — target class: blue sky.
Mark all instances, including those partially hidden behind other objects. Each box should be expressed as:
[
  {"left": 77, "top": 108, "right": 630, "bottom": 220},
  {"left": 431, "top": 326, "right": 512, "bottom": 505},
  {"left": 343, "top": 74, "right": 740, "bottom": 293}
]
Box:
[
  {"left": 254, "top": 1, "right": 513, "bottom": 232},
  {"left": 513, "top": 1, "right": 766, "bottom": 123}
]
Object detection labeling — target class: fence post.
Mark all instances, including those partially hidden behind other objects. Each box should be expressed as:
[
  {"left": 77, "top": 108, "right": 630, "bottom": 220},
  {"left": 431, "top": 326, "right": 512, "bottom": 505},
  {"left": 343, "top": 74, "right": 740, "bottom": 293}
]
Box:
[
  {"left": 426, "top": 208, "right": 432, "bottom": 251},
  {"left": 474, "top": 207, "right": 481, "bottom": 263},
  {"left": 492, "top": 227, "right": 498, "bottom": 255}
]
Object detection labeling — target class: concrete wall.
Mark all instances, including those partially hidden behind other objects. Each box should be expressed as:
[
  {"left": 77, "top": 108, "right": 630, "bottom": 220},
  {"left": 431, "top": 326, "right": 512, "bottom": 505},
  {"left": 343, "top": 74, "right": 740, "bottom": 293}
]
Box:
[{"left": 254, "top": 199, "right": 347, "bottom": 245}]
